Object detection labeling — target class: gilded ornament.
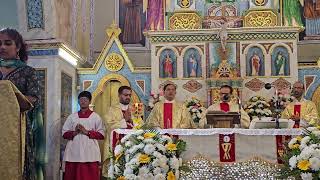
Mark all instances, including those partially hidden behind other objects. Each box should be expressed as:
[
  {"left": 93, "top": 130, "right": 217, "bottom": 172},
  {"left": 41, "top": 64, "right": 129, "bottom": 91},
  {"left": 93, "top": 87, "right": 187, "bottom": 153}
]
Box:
[
  {"left": 105, "top": 53, "right": 124, "bottom": 72},
  {"left": 169, "top": 12, "right": 201, "bottom": 30},
  {"left": 244, "top": 10, "right": 277, "bottom": 27},
  {"left": 178, "top": 0, "right": 193, "bottom": 8},
  {"left": 253, "top": 0, "right": 268, "bottom": 6}
]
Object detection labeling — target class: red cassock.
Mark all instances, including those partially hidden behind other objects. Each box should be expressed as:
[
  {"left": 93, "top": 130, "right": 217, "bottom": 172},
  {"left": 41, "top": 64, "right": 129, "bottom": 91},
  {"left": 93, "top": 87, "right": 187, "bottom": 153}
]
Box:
[{"left": 63, "top": 110, "right": 104, "bottom": 180}]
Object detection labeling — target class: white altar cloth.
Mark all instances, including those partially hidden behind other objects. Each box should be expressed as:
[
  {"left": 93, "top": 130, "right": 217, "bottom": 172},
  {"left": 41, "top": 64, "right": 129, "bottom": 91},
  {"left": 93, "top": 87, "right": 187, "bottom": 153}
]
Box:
[{"left": 111, "top": 128, "right": 302, "bottom": 163}]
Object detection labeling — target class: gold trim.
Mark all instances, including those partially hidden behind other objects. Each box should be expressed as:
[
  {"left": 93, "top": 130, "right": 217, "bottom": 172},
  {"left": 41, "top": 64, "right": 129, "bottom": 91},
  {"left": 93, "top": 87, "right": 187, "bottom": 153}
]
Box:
[
  {"left": 104, "top": 52, "right": 125, "bottom": 72},
  {"left": 91, "top": 74, "right": 140, "bottom": 105},
  {"left": 145, "top": 26, "right": 303, "bottom": 37},
  {"left": 244, "top": 9, "right": 278, "bottom": 27}
]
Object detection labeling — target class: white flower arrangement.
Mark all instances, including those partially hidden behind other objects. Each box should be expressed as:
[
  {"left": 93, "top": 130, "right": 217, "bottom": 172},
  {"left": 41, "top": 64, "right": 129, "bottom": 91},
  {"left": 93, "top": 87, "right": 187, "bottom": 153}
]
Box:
[
  {"left": 280, "top": 126, "right": 320, "bottom": 179},
  {"left": 185, "top": 97, "right": 206, "bottom": 123},
  {"left": 108, "top": 130, "right": 187, "bottom": 180},
  {"left": 244, "top": 96, "right": 272, "bottom": 119}
]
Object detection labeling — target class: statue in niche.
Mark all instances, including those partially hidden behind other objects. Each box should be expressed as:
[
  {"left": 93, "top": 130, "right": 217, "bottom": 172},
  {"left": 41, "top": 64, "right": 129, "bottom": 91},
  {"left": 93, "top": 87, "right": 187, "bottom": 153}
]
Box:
[
  {"left": 163, "top": 52, "right": 173, "bottom": 78},
  {"left": 184, "top": 48, "right": 201, "bottom": 78},
  {"left": 250, "top": 51, "right": 261, "bottom": 76},
  {"left": 271, "top": 47, "right": 290, "bottom": 76},
  {"left": 188, "top": 53, "right": 198, "bottom": 77},
  {"left": 246, "top": 47, "right": 265, "bottom": 76},
  {"left": 160, "top": 49, "right": 177, "bottom": 78},
  {"left": 275, "top": 51, "right": 286, "bottom": 76}
]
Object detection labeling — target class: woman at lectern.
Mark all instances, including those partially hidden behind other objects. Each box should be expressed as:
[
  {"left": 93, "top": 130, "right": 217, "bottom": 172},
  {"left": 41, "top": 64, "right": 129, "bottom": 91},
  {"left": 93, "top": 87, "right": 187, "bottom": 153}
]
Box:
[{"left": 0, "top": 28, "right": 45, "bottom": 180}]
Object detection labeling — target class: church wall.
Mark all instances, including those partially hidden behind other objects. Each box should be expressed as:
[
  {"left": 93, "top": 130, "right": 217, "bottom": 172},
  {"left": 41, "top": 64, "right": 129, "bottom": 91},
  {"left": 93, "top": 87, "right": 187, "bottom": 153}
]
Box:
[{"left": 0, "top": 0, "right": 19, "bottom": 29}]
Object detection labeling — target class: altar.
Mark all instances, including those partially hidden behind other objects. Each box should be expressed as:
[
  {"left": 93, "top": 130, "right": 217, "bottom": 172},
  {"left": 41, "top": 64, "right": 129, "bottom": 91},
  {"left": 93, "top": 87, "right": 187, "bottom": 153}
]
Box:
[{"left": 111, "top": 128, "right": 302, "bottom": 179}]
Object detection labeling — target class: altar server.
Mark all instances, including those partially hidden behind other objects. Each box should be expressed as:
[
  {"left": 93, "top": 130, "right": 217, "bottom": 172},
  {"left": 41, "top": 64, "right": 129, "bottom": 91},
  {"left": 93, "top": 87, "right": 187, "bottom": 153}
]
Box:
[{"left": 62, "top": 91, "right": 105, "bottom": 180}]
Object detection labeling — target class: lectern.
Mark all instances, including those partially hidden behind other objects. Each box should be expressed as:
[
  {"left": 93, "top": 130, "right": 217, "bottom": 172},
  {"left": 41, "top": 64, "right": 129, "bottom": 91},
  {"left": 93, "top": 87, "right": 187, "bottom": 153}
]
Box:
[
  {"left": 206, "top": 111, "right": 240, "bottom": 128},
  {"left": 0, "top": 80, "right": 32, "bottom": 179}
]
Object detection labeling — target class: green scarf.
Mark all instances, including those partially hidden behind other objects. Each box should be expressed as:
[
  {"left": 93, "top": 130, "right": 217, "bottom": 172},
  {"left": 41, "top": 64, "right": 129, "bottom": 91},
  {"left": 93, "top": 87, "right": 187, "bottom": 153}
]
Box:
[{"left": 0, "top": 58, "right": 27, "bottom": 68}]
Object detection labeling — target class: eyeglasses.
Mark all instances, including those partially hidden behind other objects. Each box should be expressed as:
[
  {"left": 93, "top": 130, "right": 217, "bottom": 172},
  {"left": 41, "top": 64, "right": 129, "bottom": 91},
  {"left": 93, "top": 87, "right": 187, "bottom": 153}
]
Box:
[{"left": 0, "top": 40, "right": 14, "bottom": 46}]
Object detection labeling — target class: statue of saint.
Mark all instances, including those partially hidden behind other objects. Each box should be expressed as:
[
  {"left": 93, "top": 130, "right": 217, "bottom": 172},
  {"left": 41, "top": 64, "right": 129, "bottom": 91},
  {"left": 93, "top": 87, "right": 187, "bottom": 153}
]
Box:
[
  {"left": 188, "top": 53, "right": 198, "bottom": 77},
  {"left": 250, "top": 51, "right": 261, "bottom": 76},
  {"left": 163, "top": 53, "right": 173, "bottom": 78},
  {"left": 275, "top": 51, "right": 286, "bottom": 76}
]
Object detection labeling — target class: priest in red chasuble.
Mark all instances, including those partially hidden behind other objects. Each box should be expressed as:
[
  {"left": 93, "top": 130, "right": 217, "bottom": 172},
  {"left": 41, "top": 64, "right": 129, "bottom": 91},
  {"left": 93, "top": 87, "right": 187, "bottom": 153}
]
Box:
[
  {"left": 147, "top": 83, "right": 196, "bottom": 129},
  {"left": 282, "top": 81, "right": 318, "bottom": 127},
  {"left": 62, "top": 91, "right": 105, "bottom": 180},
  {"left": 203, "top": 85, "right": 250, "bottom": 128}
]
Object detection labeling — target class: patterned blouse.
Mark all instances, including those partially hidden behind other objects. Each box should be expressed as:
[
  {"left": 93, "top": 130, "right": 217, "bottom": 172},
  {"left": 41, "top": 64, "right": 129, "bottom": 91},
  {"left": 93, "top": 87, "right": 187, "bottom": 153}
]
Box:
[{"left": 0, "top": 66, "right": 40, "bottom": 105}]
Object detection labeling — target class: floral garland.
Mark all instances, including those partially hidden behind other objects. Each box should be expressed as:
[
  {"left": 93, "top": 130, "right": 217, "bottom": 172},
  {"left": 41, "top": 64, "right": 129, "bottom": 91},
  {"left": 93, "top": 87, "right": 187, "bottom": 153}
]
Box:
[
  {"left": 108, "top": 129, "right": 187, "bottom": 180},
  {"left": 279, "top": 126, "right": 320, "bottom": 179},
  {"left": 184, "top": 97, "right": 206, "bottom": 123},
  {"left": 244, "top": 96, "right": 272, "bottom": 119}
]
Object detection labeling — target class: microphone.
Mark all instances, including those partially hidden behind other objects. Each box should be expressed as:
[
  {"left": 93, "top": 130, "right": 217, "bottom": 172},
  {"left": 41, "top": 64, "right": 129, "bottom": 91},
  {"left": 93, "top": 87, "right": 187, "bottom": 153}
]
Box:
[
  {"left": 265, "top": 83, "right": 273, "bottom": 90},
  {"left": 223, "top": 94, "right": 230, "bottom": 101}
]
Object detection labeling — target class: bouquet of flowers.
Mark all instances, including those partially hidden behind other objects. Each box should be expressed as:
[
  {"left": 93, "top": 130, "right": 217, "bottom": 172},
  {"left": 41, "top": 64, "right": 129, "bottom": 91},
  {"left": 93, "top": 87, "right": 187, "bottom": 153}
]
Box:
[
  {"left": 185, "top": 97, "right": 206, "bottom": 123},
  {"left": 108, "top": 129, "right": 187, "bottom": 180},
  {"left": 244, "top": 96, "right": 272, "bottom": 119},
  {"left": 269, "top": 94, "right": 294, "bottom": 113},
  {"left": 280, "top": 126, "right": 320, "bottom": 179}
]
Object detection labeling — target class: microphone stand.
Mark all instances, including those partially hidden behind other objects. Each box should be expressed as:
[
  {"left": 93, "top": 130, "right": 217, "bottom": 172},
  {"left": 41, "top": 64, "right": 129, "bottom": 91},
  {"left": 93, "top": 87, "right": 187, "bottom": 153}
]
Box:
[{"left": 237, "top": 96, "right": 242, "bottom": 128}]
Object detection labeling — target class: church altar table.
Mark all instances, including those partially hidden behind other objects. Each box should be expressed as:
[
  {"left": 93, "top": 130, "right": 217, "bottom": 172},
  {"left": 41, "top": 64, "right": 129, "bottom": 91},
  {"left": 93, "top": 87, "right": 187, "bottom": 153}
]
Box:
[
  {"left": 111, "top": 129, "right": 302, "bottom": 179},
  {"left": 110, "top": 128, "right": 302, "bottom": 180},
  {"left": 111, "top": 128, "right": 302, "bottom": 163}
]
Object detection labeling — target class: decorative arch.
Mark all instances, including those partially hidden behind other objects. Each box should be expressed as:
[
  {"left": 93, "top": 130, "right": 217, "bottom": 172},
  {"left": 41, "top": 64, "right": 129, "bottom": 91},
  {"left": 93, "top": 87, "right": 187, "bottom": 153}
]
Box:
[
  {"left": 158, "top": 48, "right": 178, "bottom": 78},
  {"left": 91, "top": 74, "right": 140, "bottom": 105},
  {"left": 244, "top": 45, "right": 266, "bottom": 76},
  {"left": 181, "top": 46, "right": 203, "bottom": 78},
  {"left": 269, "top": 43, "right": 292, "bottom": 55},
  {"left": 270, "top": 44, "right": 291, "bottom": 76}
]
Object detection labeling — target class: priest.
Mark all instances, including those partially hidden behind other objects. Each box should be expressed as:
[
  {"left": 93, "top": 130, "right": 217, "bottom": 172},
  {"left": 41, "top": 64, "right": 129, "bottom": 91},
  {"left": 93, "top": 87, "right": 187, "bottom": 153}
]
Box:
[
  {"left": 146, "top": 83, "right": 196, "bottom": 129},
  {"left": 201, "top": 85, "right": 250, "bottom": 128},
  {"left": 281, "top": 81, "right": 318, "bottom": 127},
  {"left": 103, "top": 86, "right": 135, "bottom": 177}
]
